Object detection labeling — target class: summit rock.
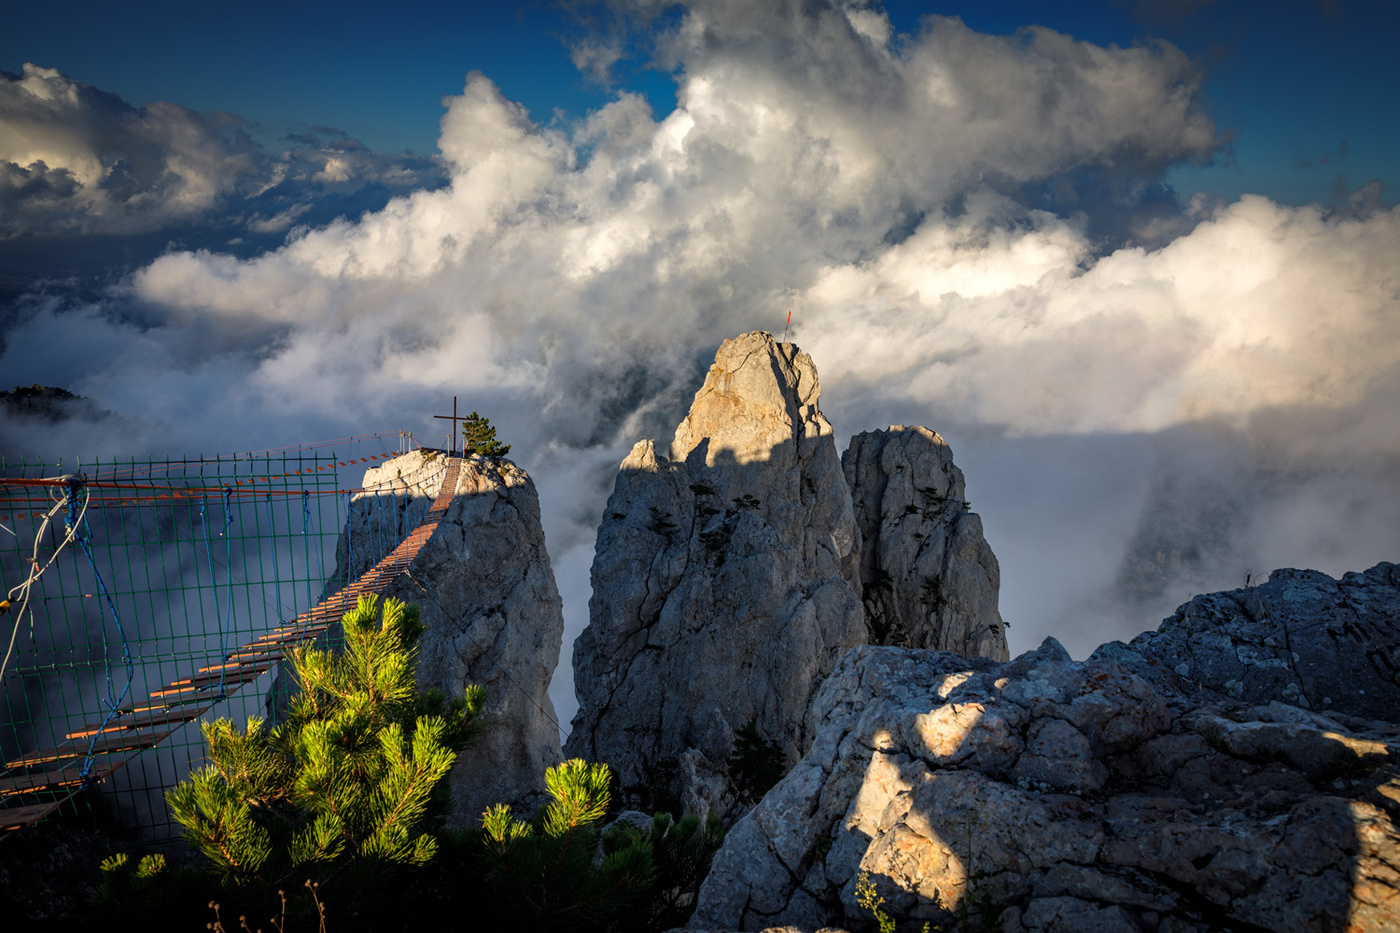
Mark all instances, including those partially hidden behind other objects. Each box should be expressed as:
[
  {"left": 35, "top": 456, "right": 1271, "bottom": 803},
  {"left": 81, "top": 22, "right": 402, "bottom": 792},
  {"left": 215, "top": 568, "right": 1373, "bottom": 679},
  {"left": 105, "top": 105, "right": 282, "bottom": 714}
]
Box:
[
  {"left": 327, "top": 449, "right": 565, "bottom": 826},
  {"left": 844, "top": 425, "right": 1009, "bottom": 660},
  {"left": 566, "top": 331, "right": 867, "bottom": 817}
]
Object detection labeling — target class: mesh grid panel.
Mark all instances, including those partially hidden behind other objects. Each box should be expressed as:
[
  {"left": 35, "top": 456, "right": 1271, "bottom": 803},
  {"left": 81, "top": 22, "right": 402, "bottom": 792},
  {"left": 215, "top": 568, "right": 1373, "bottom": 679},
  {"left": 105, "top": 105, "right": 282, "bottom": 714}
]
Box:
[{"left": 0, "top": 441, "right": 426, "bottom": 839}]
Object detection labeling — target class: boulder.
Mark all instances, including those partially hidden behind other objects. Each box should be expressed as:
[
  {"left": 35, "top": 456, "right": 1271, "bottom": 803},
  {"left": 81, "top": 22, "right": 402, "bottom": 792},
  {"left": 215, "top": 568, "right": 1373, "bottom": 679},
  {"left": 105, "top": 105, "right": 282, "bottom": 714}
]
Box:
[
  {"left": 322, "top": 448, "right": 565, "bottom": 827},
  {"left": 566, "top": 332, "right": 867, "bottom": 817},
  {"left": 843, "top": 425, "right": 1008, "bottom": 660},
  {"left": 691, "top": 622, "right": 1400, "bottom": 932}
]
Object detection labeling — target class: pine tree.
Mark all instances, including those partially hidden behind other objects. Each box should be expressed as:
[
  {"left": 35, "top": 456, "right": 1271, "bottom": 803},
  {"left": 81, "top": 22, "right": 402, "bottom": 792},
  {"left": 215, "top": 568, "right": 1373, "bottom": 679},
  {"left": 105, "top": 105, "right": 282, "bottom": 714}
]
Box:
[
  {"left": 479, "top": 759, "right": 654, "bottom": 929},
  {"left": 605, "top": 811, "right": 727, "bottom": 933},
  {"left": 461, "top": 411, "right": 511, "bottom": 459},
  {"left": 167, "top": 595, "right": 483, "bottom": 903}
]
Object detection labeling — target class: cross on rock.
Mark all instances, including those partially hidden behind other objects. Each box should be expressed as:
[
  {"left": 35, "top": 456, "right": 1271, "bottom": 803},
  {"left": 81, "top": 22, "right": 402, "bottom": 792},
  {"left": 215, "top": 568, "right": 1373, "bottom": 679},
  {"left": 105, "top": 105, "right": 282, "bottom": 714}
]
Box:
[{"left": 432, "top": 396, "right": 469, "bottom": 457}]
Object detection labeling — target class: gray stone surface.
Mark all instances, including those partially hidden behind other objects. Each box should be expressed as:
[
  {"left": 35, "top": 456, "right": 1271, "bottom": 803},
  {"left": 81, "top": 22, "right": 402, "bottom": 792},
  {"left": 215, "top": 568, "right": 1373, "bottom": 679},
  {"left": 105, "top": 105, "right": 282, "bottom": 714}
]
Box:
[
  {"left": 843, "top": 425, "right": 1008, "bottom": 660},
  {"left": 326, "top": 449, "right": 565, "bottom": 827},
  {"left": 566, "top": 331, "right": 867, "bottom": 818},
  {"left": 691, "top": 628, "right": 1400, "bottom": 932},
  {"left": 1127, "top": 562, "right": 1400, "bottom": 721}
]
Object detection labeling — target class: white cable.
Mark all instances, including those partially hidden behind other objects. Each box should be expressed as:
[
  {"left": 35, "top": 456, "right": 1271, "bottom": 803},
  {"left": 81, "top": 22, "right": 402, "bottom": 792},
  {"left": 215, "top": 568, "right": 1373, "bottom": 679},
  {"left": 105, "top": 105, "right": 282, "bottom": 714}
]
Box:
[{"left": 0, "top": 481, "right": 90, "bottom": 687}]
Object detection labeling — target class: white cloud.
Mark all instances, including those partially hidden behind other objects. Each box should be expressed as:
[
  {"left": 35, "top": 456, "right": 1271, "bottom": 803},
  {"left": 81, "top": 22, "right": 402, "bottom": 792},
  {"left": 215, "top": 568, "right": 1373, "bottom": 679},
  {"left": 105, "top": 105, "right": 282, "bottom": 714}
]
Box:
[
  {"left": 798, "top": 193, "right": 1400, "bottom": 435},
  {"left": 0, "top": 64, "right": 261, "bottom": 235},
  {"left": 3, "top": 1, "right": 1397, "bottom": 712}
]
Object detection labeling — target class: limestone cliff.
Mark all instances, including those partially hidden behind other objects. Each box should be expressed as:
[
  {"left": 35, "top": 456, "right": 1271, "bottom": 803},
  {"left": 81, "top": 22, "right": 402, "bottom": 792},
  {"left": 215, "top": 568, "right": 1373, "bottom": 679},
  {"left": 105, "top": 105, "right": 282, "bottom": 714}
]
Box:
[
  {"left": 328, "top": 449, "right": 564, "bottom": 827},
  {"left": 689, "top": 564, "right": 1400, "bottom": 932},
  {"left": 843, "top": 425, "right": 1008, "bottom": 660},
  {"left": 566, "top": 332, "right": 867, "bottom": 817}
]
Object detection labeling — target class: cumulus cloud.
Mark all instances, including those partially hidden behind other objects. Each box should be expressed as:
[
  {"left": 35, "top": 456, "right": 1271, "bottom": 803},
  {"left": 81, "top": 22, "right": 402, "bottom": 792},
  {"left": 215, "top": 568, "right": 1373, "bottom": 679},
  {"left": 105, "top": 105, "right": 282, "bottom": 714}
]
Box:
[
  {"left": 126, "top": 4, "right": 1226, "bottom": 384},
  {"left": 799, "top": 193, "right": 1400, "bottom": 434},
  {"left": 0, "top": 63, "right": 445, "bottom": 239},
  {"left": 3, "top": 1, "right": 1397, "bottom": 718}
]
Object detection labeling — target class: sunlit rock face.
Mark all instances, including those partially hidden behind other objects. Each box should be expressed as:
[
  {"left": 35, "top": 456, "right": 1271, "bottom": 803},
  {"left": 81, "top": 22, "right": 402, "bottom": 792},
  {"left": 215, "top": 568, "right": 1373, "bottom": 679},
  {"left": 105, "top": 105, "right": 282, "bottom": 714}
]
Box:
[
  {"left": 566, "top": 331, "right": 867, "bottom": 818},
  {"left": 692, "top": 569, "right": 1400, "bottom": 932},
  {"left": 325, "top": 449, "right": 565, "bottom": 828},
  {"left": 843, "top": 425, "right": 1009, "bottom": 660}
]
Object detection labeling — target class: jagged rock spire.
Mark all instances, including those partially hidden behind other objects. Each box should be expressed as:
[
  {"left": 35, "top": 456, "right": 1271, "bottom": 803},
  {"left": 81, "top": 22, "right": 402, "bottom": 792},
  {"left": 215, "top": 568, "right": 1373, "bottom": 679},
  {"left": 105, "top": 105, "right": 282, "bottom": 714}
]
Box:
[
  {"left": 844, "top": 425, "right": 1009, "bottom": 660},
  {"left": 566, "top": 331, "right": 866, "bottom": 818},
  {"left": 327, "top": 449, "right": 565, "bottom": 826}
]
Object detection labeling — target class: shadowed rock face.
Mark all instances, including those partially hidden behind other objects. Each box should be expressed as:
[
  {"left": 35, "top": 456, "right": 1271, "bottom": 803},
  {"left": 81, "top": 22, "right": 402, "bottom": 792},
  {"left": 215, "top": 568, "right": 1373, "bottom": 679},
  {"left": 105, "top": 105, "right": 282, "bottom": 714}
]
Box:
[
  {"left": 843, "top": 425, "right": 1009, "bottom": 660},
  {"left": 566, "top": 332, "right": 867, "bottom": 818},
  {"left": 1127, "top": 562, "right": 1400, "bottom": 721},
  {"left": 691, "top": 566, "right": 1400, "bottom": 933},
  {"left": 330, "top": 449, "right": 565, "bottom": 828}
]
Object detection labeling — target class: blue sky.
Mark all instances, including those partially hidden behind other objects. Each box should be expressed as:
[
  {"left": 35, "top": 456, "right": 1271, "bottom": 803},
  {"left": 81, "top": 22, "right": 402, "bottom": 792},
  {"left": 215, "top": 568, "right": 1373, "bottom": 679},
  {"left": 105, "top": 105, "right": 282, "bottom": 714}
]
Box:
[
  {"left": 2, "top": 0, "right": 1398, "bottom": 675},
  {"left": 5, "top": 0, "right": 1396, "bottom": 209}
]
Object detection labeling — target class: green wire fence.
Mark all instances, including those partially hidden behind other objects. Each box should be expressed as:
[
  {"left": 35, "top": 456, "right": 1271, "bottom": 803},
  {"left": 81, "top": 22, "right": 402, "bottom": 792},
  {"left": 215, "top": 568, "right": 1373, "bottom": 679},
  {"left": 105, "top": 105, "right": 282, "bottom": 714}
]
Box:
[{"left": 0, "top": 434, "right": 428, "bottom": 840}]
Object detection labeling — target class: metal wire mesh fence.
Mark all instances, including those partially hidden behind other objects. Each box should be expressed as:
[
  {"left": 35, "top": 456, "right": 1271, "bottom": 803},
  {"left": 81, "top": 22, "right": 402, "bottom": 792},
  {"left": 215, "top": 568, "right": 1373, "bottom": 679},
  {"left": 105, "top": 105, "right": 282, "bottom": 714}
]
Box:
[{"left": 0, "top": 436, "right": 428, "bottom": 840}]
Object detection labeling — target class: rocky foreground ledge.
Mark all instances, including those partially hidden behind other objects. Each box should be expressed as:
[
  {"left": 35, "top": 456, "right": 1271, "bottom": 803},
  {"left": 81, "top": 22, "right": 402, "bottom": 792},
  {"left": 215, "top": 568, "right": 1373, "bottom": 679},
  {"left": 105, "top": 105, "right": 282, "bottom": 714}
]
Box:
[{"left": 686, "top": 563, "right": 1400, "bottom": 932}]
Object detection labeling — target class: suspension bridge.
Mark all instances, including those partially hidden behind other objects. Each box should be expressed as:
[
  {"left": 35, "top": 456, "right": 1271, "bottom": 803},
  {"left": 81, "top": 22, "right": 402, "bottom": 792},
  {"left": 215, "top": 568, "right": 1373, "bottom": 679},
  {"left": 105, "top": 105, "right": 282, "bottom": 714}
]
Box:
[{"left": 0, "top": 431, "right": 465, "bottom": 836}]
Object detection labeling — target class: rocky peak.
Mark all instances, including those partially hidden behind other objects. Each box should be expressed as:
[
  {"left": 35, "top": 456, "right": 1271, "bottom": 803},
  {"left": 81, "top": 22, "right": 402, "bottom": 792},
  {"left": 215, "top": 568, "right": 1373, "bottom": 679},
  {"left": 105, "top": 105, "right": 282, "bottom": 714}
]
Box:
[
  {"left": 327, "top": 449, "right": 565, "bottom": 826},
  {"left": 843, "top": 425, "right": 1009, "bottom": 660},
  {"left": 671, "top": 331, "right": 860, "bottom": 578},
  {"left": 566, "top": 332, "right": 867, "bottom": 818}
]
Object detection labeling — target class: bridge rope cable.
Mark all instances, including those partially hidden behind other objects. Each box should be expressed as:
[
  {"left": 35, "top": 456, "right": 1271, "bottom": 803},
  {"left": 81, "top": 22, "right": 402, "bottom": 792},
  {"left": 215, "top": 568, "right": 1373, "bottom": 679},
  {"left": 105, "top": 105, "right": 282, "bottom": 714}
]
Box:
[
  {"left": 307, "top": 490, "right": 327, "bottom": 594},
  {"left": 218, "top": 487, "right": 235, "bottom": 699},
  {"left": 301, "top": 491, "right": 315, "bottom": 611},
  {"left": 92, "top": 431, "right": 418, "bottom": 480},
  {"left": 0, "top": 448, "right": 447, "bottom": 511},
  {"left": 0, "top": 483, "right": 89, "bottom": 688},
  {"left": 67, "top": 480, "right": 135, "bottom": 782},
  {"left": 266, "top": 492, "right": 283, "bottom": 626},
  {"left": 197, "top": 494, "right": 234, "bottom": 702},
  {"left": 1, "top": 455, "right": 453, "bottom": 688},
  {"left": 344, "top": 491, "right": 354, "bottom": 588}
]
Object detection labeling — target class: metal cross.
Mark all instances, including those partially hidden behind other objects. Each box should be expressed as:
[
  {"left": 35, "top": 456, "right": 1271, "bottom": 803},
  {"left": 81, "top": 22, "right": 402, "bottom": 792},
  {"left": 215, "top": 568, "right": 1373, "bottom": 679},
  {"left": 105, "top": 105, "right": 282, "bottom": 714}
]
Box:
[{"left": 432, "top": 396, "right": 469, "bottom": 456}]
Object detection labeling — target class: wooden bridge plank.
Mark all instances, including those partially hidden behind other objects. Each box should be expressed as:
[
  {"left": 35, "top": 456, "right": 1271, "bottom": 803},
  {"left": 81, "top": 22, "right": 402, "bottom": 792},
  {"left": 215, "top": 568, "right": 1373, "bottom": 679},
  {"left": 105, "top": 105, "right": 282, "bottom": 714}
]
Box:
[
  {"left": 7, "top": 728, "right": 173, "bottom": 770},
  {"left": 147, "top": 664, "right": 268, "bottom": 699},
  {"left": 170, "top": 661, "right": 274, "bottom": 690},
  {"left": 66, "top": 705, "right": 209, "bottom": 740},
  {"left": 0, "top": 801, "right": 62, "bottom": 831},
  {"left": 203, "top": 650, "right": 285, "bottom": 671},
  {"left": 0, "top": 765, "right": 103, "bottom": 796}
]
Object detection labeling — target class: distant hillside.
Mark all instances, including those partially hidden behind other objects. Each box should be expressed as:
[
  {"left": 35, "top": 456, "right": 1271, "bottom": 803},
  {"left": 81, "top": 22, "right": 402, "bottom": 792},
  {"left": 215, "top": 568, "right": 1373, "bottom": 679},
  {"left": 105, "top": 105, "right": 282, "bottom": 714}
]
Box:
[{"left": 0, "top": 385, "right": 112, "bottom": 424}]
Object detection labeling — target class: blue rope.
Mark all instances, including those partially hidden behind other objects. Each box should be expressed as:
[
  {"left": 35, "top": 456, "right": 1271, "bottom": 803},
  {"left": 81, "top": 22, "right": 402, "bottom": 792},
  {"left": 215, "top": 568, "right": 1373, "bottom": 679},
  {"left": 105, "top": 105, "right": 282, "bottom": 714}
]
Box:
[
  {"left": 372, "top": 492, "right": 382, "bottom": 565},
  {"left": 198, "top": 495, "right": 230, "bottom": 701},
  {"left": 302, "top": 491, "right": 314, "bottom": 609},
  {"left": 344, "top": 491, "right": 354, "bottom": 586},
  {"left": 306, "top": 490, "right": 326, "bottom": 596},
  {"left": 381, "top": 490, "right": 390, "bottom": 560},
  {"left": 265, "top": 492, "right": 283, "bottom": 623},
  {"left": 218, "top": 488, "right": 234, "bottom": 698},
  {"left": 66, "top": 482, "right": 133, "bottom": 782}
]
